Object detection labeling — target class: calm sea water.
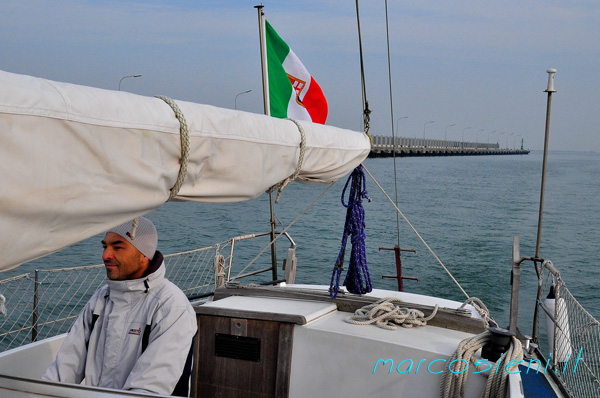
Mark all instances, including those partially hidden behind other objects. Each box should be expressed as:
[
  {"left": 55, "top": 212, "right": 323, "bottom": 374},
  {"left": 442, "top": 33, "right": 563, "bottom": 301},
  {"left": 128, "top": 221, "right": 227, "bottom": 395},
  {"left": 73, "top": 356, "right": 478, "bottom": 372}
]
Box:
[{"left": 8, "top": 150, "right": 600, "bottom": 331}]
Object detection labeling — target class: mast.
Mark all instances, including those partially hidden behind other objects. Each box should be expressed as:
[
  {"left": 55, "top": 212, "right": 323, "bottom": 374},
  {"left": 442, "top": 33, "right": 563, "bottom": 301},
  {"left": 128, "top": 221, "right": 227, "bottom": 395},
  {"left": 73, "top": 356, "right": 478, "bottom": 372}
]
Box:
[{"left": 255, "top": 4, "right": 278, "bottom": 280}]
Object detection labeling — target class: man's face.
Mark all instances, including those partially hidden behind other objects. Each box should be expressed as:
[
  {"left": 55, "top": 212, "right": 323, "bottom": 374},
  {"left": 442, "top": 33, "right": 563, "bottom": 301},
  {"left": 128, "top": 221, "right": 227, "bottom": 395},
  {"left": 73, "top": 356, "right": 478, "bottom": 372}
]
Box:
[{"left": 101, "top": 232, "right": 148, "bottom": 280}]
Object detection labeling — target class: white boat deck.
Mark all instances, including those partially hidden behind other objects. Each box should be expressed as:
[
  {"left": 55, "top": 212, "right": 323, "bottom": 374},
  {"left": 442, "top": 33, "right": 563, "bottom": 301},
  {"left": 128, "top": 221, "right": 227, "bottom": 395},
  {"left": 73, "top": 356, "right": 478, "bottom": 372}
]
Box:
[
  {"left": 197, "top": 286, "right": 491, "bottom": 397},
  {"left": 1, "top": 284, "right": 533, "bottom": 397},
  {"left": 291, "top": 309, "right": 487, "bottom": 397}
]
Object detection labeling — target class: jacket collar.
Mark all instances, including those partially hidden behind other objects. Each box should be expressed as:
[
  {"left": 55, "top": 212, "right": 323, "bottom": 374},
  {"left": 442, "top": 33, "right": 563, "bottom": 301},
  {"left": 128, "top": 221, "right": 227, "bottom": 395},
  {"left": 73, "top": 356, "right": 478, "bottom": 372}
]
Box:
[
  {"left": 144, "top": 251, "right": 163, "bottom": 277},
  {"left": 106, "top": 251, "right": 165, "bottom": 301}
]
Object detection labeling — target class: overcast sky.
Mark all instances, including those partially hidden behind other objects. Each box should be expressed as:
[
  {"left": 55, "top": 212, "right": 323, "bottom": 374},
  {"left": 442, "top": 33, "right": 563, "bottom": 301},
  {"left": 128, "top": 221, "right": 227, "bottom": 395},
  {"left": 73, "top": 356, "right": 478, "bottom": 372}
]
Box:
[{"left": 2, "top": 0, "right": 599, "bottom": 152}]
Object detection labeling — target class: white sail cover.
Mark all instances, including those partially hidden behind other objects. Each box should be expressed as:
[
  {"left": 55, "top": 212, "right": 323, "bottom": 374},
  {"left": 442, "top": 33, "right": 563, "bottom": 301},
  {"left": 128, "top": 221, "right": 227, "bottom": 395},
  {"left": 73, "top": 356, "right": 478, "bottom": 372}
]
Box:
[{"left": 0, "top": 70, "right": 370, "bottom": 271}]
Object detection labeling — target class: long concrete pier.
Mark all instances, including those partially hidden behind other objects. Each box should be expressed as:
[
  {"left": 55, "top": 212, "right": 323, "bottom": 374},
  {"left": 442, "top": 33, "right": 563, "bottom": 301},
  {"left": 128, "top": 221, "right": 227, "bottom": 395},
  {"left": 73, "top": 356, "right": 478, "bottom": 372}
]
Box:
[{"left": 369, "top": 135, "right": 530, "bottom": 157}]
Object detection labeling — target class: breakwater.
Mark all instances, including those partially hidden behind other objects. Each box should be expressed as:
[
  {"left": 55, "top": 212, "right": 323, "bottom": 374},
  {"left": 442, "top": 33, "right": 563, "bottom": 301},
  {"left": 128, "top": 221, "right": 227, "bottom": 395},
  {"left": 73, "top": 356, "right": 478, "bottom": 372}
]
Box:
[{"left": 369, "top": 135, "right": 529, "bottom": 157}]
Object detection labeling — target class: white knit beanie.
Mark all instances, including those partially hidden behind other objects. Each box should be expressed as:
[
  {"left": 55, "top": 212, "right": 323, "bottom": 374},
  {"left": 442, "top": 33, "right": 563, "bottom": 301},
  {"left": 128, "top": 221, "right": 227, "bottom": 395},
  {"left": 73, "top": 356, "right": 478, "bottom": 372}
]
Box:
[{"left": 106, "top": 217, "right": 158, "bottom": 259}]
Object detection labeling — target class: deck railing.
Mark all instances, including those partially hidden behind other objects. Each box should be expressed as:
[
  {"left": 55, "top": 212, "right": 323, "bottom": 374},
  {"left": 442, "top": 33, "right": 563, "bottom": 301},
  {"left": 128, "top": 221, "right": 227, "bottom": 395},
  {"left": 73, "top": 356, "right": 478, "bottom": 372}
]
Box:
[{"left": 535, "top": 261, "right": 600, "bottom": 398}]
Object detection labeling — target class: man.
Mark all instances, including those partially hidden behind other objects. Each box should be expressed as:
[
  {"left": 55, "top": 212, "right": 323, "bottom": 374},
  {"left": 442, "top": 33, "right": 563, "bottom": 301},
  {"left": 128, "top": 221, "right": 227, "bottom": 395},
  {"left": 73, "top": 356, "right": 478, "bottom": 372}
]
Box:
[{"left": 43, "top": 217, "right": 197, "bottom": 396}]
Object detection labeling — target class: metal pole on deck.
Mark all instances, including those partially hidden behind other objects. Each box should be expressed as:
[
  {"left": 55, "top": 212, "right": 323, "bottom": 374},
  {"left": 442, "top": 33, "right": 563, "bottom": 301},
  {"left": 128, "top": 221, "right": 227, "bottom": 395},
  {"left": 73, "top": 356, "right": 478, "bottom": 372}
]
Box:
[
  {"left": 256, "top": 5, "right": 278, "bottom": 280},
  {"left": 535, "top": 69, "right": 556, "bottom": 259},
  {"left": 256, "top": 5, "right": 270, "bottom": 117},
  {"left": 531, "top": 69, "right": 556, "bottom": 342}
]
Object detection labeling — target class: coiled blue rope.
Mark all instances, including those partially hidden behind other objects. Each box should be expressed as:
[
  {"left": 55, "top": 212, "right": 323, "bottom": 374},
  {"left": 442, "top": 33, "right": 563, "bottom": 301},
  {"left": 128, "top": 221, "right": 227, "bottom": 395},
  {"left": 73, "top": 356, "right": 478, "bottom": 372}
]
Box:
[{"left": 330, "top": 165, "right": 372, "bottom": 299}]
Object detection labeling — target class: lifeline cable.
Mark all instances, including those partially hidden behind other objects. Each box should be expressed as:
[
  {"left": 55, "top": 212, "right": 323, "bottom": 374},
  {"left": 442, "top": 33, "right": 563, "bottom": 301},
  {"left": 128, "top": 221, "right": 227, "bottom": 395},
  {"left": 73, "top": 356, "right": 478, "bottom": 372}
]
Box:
[{"left": 330, "top": 165, "right": 372, "bottom": 298}]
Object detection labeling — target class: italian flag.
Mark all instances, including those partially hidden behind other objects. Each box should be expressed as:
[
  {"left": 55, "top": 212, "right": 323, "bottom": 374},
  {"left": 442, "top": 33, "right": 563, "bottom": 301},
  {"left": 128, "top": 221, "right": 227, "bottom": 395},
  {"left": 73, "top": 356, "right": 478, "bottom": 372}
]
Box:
[{"left": 265, "top": 20, "right": 328, "bottom": 124}]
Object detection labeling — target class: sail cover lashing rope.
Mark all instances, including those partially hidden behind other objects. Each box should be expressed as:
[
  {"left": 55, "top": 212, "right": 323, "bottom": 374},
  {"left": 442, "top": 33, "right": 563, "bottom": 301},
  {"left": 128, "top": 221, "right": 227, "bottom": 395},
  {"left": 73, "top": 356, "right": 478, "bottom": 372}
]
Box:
[{"left": 330, "top": 165, "right": 372, "bottom": 298}]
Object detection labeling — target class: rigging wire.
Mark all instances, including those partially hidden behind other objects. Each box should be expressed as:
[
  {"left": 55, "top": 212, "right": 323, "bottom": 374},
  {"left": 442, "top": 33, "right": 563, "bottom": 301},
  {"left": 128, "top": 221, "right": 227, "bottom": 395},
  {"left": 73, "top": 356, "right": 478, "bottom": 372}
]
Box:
[
  {"left": 384, "top": 0, "right": 402, "bottom": 249},
  {"left": 355, "top": 0, "right": 371, "bottom": 135},
  {"left": 352, "top": 1, "right": 468, "bottom": 302},
  {"left": 362, "top": 165, "right": 471, "bottom": 300}
]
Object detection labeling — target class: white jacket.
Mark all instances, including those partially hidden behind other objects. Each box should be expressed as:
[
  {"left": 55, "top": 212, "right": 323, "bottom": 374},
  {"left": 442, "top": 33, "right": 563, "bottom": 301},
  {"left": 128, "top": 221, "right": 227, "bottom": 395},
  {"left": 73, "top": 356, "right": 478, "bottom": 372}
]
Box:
[{"left": 42, "top": 255, "right": 197, "bottom": 396}]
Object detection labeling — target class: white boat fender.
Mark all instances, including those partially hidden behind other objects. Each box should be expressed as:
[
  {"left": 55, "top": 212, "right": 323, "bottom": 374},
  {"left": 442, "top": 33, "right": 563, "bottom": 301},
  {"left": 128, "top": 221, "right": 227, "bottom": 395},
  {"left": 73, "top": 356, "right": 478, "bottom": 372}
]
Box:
[
  {"left": 543, "top": 283, "right": 572, "bottom": 365},
  {"left": 543, "top": 284, "right": 556, "bottom": 356},
  {"left": 0, "top": 293, "right": 6, "bottom": 315}
]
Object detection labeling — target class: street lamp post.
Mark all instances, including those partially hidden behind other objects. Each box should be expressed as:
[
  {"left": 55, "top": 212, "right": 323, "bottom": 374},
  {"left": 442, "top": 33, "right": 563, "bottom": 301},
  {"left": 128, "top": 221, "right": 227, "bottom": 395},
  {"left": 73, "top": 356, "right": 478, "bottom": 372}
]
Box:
[
  {"left": 506, "top": 132, "right": 514, "bottom": 149},
  {"left": 498, "top": 132, "right": 505, "bottom": 148},
  {"left": 461, "top": 126, "right": 471, "bottom": 151},
  {"left": 514, "top": 134, "right": 522, "bottom": 149},
  {"left": 235, "top": 89, "right": 252, "bottom": 110},
  {"left": 395, "top": 116, "right": 408, "bottom": 148},
  {"left": 476, "top": 129, "right": 484, "bottom": 148},
  {"left": 444, "top": 124, "right": 455, "bottom": 141},
  {"left": 423, "top": 120, "right": 434, "bottom": 144},
  {"left": 396, "top": 116, "right": 408, "bottom": 131},
  {"left": 118, "top": 74, "right": 142, "bottom": 91},
  {"left": 488, "top": 130, "right": 496, "bottom": 145}
]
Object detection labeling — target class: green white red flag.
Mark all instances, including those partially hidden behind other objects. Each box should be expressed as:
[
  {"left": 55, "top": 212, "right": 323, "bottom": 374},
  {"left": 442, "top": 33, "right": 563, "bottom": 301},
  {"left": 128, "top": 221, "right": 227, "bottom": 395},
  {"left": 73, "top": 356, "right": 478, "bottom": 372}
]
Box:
[{"left": 265, "top": 20, "right": 328, "bottom": 124}]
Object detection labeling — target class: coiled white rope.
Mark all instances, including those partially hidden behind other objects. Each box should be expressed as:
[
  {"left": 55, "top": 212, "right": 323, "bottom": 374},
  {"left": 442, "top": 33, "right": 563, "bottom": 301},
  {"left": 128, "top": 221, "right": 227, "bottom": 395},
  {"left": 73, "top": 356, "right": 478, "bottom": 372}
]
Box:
[
  {"left": 267, "top": 118, "right": 306, "bottom": 203},
  {"left": 344, "top": 297, "right": 438, "bottom": 330},
  {"left": 483, "top": 335, "right": 523, "bottom": 398},
  {"left": 155, "top": 95, "right": 190, "bottom": 201}
]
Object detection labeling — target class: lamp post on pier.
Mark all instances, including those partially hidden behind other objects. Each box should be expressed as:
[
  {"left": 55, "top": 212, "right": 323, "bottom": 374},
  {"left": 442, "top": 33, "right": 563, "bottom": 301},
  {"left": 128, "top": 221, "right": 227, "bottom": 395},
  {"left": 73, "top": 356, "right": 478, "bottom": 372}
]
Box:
[
  {"left": 118, "top": 74, "right": 142, "bottom": 91},
  {"left": 395, "top": 116, "right": 408, "bottom": 149},
  {"left": 461, "top": 126, "right": 471, "bottom": 151},
  {"left": 444, "top": 124, "right": 455, "bottom": 141},
  {"left": 488, "top": 130, "right": 496, "bottom": 146},
  {"left": 498, "top": 132, "right": 505, "bottom": 148},
  {"left": 423, "top": 120, "right": 434, "bottom": 139},
  {"left": 235, "top": 89, "right": 252, "bottom": 110},
  {"left": 397, "top": 116, "right": 408, "bottom": 129},
  {"left": 476, "top": 129, "right": 484, "bottom": 149},
  {"left": 506, "top": 133, "right": 514, "bottom": 149}
]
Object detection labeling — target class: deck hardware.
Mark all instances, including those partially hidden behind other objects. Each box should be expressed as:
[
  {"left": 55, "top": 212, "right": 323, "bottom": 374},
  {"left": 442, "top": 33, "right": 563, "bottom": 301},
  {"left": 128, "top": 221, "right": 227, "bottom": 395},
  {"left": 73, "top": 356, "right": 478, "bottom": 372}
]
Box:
[{"left": 380, "top": 245, "right": 417, "bottom": 292}]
